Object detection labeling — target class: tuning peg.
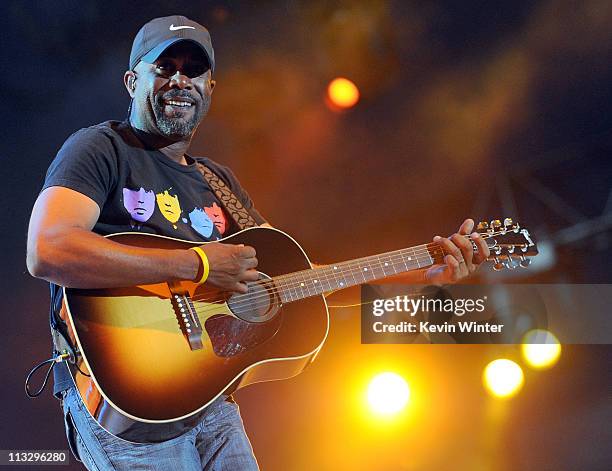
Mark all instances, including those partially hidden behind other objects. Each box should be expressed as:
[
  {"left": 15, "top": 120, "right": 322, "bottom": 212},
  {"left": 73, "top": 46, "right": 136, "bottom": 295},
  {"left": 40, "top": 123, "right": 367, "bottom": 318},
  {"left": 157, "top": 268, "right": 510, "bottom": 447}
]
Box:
[
  {"left": 491, "top": 219, "right": 502, "bottom": 229},
  {"left": 508, "top": 220, "right": 520, "bottom": 232},
  {"left": 519, "top": 254, "right": 531, "bottom": 268},
  {"left": 493, "top": 257, "right": 504, "bottom": 271},
  {"left": 477, "top": 221, "right": 489, "bottom": 230}
]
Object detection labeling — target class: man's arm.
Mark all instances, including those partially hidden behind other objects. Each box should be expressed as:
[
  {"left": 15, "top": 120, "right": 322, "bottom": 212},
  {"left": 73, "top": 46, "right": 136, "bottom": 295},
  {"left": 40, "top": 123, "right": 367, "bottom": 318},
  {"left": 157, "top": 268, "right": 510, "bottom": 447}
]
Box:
[{"left": 27, "top": 187, "right": 258, "bottom": 292}]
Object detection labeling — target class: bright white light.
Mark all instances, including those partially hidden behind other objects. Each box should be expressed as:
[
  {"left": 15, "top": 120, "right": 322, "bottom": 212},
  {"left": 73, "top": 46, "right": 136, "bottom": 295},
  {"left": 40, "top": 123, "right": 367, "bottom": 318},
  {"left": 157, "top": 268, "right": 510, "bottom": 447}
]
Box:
[
  {"left": 483, "top": 359, "right": 524, "bottom": 399},
  {"left": 367, "top": 372, "right": 410, "bottom": 415},
  {"left": 521, "top": 329, "right": 561, "bottom": 369}
]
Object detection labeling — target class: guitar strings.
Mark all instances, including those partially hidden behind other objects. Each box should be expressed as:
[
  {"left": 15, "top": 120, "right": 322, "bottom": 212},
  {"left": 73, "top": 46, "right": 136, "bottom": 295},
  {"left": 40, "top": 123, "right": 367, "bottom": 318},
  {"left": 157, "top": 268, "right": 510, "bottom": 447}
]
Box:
[
  {"left": 198, "top": 243, "right": 525, "bottom": 317},
  {"left": 189, "top": 231, "right": 495, "bottom": 305},
  {"left": 215, "top": 246, "right": 443, "bottom": 305},
  {"left": 190, "top": 242, "right": 522, "bottom": 318},
  {"left": 188, "top": 245, "right": 463, "bottom": 317},
  {"left": 189, "top": 243, "right": 446, "bottom": 306},
  {"left": 190, "top": 246, "right": 442, "bottom": 305},
  {"left": 187, "top": 231, "right": 501, "bottom": 308},
  {"left": 187, "top": 248, "right": 443, "bottom": 317},
  {"left": 192, "top": 249, "right": 432, "bottom": 303},
  {"left": 190, "top": 254, "right": 438, "bottom": 318},
  {"left": 187, "top": 230, "right": 521, "bottom": 317}
]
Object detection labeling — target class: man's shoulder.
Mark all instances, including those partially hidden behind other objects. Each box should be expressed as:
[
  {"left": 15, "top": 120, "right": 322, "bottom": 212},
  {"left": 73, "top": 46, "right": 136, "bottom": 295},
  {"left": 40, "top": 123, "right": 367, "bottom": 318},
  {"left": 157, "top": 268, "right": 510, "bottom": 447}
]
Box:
[{"left": 65, "top": 120, "right": 132, "bottom": 148}]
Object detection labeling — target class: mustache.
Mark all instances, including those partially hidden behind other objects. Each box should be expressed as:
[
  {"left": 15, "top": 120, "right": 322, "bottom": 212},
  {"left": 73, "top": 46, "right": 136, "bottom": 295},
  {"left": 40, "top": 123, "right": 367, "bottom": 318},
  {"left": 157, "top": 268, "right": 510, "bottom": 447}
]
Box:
[{"left": 157, "top": 91, "right": 198, "bottom": 105}]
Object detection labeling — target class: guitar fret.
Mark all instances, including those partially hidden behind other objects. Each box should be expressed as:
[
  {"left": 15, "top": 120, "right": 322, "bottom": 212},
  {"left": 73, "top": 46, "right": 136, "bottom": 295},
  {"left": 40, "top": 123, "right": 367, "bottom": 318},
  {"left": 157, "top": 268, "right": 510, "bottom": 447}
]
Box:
[
  {"left": 274, "top": 244, "right": 439, "bottom": 303},
  {"left": 413, "top": 248, "right": 421, "bottom": 268},
  {"left": 349, "top": 264, "right": 360, "bottom": 286},
  {"left": 295, "top": 273, "right": 303, "bottom": 299},
  {"left": 310, "top": 274, "right": 321, "bottom": 296},
  {"left": 332, "top": 265, "right": 346, "bottom": 290},
  {"left": 374, "top": 255, "right": 386, "bottom": 279},
  {"left": 292, "top": 274, "right": 301, "bottom": 300},
  {"left": 361, "top": 265, "right": 369, "bottom": 282},
  {"left": 322, "top": 267, "right": 333, "bottom": 292},
  {"left": 383, "top": 256, "right": 396, "bottom": 276},
  {"left": 279, "top": 279, "right": 292, "bottom": 303},
  {"left": 302, "top": 271, "right": 311, "bottom": 297},
  {"left": 401, "top": 252, "right": 410, "bottom": 271}
]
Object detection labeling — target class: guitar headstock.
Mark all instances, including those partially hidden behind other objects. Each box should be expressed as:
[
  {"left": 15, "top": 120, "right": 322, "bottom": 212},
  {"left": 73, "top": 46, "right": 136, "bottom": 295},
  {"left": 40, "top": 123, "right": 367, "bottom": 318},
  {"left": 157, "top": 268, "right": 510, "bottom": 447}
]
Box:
[{"left": 476, "top": 218, "right": 538, "bottom": 271}]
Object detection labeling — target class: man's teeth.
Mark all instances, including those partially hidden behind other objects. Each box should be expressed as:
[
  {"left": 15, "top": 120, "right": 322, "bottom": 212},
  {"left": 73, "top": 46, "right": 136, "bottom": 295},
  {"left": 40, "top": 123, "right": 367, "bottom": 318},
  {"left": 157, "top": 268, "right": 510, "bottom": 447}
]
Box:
[{"left": 166, "top": 100, "right": 192, "bottom": 107}]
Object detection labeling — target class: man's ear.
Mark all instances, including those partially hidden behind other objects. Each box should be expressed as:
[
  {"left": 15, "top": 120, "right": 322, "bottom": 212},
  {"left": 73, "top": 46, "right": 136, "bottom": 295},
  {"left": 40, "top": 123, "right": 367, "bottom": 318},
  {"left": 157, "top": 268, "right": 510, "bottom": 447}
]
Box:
[
  {"left": 209, "top": 78, "right": 216, "bottom": 93},
  {"left": 124, "top": 71, "right": 137, "bottom": 98}
]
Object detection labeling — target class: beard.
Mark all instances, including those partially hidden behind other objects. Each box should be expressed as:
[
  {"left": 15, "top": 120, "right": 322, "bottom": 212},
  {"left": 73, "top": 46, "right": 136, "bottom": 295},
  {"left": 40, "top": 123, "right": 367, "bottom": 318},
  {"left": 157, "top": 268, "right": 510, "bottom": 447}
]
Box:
[{"left": 152, "top": 91, "right": 211, "bottom": 139}]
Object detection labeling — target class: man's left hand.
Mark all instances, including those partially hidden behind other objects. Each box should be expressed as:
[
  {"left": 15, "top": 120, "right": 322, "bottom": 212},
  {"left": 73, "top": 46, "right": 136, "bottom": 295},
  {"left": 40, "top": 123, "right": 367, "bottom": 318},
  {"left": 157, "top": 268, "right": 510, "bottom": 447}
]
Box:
[{"left": 424, "top": 218, "right": 490, "bottom": 285}]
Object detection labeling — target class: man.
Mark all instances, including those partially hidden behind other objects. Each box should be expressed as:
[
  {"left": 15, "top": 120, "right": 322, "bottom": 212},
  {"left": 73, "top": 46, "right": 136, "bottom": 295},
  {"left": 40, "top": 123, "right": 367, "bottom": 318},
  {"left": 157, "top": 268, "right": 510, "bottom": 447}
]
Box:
[{"left": 27, "top": 15, "right": 488, "bottom": 470}]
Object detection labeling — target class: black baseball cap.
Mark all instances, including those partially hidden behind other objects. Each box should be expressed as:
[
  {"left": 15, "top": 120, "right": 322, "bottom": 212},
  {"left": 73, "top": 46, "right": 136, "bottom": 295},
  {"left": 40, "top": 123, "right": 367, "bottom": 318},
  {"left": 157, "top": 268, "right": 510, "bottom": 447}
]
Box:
[{"left": 129, "top": 15, "right": 215, "bottom": 72}]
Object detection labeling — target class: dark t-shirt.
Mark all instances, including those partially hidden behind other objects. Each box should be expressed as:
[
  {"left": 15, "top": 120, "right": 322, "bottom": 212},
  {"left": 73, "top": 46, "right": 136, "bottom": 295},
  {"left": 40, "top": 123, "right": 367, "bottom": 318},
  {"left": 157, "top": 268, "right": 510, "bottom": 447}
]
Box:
[
  {"left": 43, "top": 120, "right": 265, "bottom": 239},
  {"left": 43, "top": 120, "right": 266, "bottom": 395}
]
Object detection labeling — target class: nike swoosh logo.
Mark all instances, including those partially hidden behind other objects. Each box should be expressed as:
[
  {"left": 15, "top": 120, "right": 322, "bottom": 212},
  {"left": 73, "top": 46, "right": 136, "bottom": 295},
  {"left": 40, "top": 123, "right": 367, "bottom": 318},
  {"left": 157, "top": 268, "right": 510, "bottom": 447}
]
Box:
[{"left": 169, "top": 24, "right": 195, "bottom": 31}]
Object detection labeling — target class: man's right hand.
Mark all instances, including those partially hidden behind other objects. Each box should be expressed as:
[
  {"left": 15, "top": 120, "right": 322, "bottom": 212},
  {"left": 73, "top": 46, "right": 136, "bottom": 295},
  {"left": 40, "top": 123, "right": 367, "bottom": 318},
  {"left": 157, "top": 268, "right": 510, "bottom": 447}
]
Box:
[{"left": 196, "top": 243, "right": 258, "bottom": 293}]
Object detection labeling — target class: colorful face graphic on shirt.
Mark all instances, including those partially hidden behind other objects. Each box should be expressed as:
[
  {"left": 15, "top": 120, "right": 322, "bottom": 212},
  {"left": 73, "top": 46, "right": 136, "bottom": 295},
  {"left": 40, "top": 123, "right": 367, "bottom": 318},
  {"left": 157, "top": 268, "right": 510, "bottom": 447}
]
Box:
[
  {"left": 204, "top": 202, "right": 227, "bottom": 235},
  {"left": 156, "top": 189, "right": 182, "bottom": 229},
  {"left": 122, "top": 187, "right": 155, "bottom": 224},
  {"left": 188, "top": 207, "right": 214, "bottom": 238}
]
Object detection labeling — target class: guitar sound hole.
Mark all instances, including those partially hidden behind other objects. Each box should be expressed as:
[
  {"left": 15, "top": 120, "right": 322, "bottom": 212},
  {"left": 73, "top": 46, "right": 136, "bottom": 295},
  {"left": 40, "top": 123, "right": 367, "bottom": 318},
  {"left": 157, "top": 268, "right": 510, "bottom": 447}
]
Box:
[{"left": 227, "top": 272, "right": 281, "bottom": 323}]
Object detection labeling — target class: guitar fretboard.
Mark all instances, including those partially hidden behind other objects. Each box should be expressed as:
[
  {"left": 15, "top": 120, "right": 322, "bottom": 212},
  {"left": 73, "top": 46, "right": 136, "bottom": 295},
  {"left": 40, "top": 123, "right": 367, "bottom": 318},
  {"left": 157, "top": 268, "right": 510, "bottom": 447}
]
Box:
[{"left": 273, "top": 244, "right": 442, "bottom": 304}]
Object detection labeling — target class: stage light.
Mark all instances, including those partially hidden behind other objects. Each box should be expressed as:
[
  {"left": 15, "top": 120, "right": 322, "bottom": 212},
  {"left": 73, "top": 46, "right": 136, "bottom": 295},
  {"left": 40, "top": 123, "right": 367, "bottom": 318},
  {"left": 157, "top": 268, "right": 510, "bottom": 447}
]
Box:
[
  {"left": 521, "top": 329, "right": 561, "bottom": 369},
  {"left": 367, "top": 372, "right": 410, "bottom": 415},
  {"left": 483, "top": 359, "right": 524, "bottom": 399},
  {"left": 327, "top": 77, "right": 360, "bottom": 109}
]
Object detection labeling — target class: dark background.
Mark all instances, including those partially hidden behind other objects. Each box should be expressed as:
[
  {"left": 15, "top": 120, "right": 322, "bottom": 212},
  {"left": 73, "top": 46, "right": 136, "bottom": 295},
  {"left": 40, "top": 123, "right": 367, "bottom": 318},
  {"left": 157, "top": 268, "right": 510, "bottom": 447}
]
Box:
[{"left": 1, "top": 1, "right": 610, "bottom": 470}]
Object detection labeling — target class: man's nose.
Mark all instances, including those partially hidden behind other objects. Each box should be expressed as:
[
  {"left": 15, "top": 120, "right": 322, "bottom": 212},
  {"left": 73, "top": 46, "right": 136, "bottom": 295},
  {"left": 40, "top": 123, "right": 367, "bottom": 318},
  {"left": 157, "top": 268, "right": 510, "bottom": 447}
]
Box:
[{"left": 168, "top": 71, "right": 192, "bottom": 89}]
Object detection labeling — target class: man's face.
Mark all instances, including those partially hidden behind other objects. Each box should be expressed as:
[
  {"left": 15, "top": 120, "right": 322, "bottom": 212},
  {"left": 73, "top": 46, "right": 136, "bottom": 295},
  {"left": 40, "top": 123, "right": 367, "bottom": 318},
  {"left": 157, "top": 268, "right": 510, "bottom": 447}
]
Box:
[{"left": 132, "top": 41, "right": 213, "bottom": 139}]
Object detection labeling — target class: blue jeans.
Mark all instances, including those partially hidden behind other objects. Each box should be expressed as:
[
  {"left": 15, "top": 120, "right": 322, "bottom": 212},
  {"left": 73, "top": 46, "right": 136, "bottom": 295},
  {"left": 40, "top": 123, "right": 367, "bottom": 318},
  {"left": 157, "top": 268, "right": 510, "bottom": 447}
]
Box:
[{"left": 61, "top": 387, "right": 259, "bottom": 470}]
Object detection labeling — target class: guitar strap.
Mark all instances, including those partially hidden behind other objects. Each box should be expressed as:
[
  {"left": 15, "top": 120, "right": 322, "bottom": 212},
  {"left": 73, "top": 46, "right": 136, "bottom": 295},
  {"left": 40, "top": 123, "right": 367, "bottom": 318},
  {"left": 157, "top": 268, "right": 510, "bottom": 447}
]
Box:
[{"left": 195, "top": 161, "right": 259, "bottom": 230}]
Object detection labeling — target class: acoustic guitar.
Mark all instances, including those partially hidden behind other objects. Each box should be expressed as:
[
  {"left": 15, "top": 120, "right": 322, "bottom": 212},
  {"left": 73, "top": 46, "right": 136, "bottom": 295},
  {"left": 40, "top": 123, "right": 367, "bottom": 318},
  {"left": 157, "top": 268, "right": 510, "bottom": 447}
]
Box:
[{"left": 61, "top": 219, "right": 537, "bottom": 443}]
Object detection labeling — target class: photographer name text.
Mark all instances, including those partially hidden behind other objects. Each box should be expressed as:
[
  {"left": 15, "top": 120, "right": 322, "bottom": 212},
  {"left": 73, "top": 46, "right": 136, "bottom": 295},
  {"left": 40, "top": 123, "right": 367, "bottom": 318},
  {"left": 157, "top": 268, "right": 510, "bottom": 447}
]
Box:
[{"left": 370, "top": 295, "right": 504, "bottom": 334}]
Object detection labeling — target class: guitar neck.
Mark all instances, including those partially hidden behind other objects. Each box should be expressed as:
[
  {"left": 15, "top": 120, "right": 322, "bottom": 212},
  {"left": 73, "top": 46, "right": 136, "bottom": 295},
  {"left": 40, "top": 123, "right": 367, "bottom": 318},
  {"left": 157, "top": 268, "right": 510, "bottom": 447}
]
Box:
[{"left": 274, "top": 243, "right": 444, "bottom": 304}]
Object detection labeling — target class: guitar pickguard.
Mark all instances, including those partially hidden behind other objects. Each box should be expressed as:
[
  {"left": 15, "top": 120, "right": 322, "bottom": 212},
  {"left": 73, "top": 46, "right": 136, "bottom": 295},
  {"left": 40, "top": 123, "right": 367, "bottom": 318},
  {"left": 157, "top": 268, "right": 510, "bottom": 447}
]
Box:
[{"left": 205, "top": 313, "right": 282, "bottom": 357}]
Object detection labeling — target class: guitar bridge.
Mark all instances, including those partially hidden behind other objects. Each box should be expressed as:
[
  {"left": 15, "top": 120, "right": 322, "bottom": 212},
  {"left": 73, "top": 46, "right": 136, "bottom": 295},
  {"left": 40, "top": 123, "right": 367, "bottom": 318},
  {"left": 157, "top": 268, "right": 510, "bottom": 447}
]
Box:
[{"left": 169, "top": 284, "right": 204, "bottom": 351}]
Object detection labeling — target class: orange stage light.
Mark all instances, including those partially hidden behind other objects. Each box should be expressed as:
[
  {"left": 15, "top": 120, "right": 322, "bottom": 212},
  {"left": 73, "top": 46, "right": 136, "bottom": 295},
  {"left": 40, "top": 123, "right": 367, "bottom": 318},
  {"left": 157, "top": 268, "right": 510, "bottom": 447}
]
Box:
[
  {"left": 327, "top": 77, "right": 360, "bottom": 109},
  {"left": 483, "top": 359, "right": 524, "bottom": 399},
  {"left": 521, "top": 329, "right": 562, "bottom": 369}
]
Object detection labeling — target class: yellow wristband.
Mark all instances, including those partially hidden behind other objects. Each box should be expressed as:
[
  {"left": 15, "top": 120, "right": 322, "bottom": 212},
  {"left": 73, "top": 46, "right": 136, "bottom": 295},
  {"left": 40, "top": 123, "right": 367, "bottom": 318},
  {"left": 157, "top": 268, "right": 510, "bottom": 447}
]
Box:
[{"left": 191, "top": 247, "right": 210, "bottom": 285}]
